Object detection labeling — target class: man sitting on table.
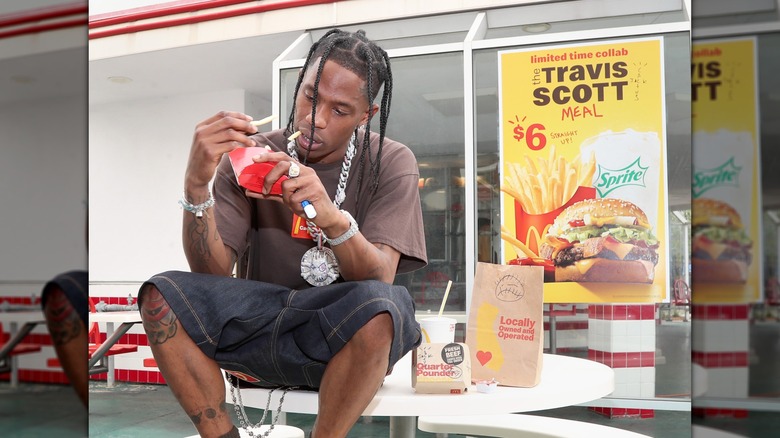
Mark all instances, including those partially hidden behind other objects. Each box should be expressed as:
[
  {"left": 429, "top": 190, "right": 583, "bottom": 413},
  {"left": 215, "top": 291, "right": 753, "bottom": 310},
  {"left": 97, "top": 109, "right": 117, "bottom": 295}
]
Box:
[{"left": 138, "top": 29, "right": 427, "bottom": 438}]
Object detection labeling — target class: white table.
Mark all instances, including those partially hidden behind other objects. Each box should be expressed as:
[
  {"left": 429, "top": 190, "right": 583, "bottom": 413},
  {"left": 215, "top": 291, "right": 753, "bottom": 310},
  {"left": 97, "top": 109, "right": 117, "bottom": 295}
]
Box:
[
  {"left": 88, "top": 311, "right": 142, "bottom": 387},
  {"left": 226, "top": 352, "right": 614, "bottom": 438},
  {"left": 0, "top": 310, "right": 46, "bottom": 387}
]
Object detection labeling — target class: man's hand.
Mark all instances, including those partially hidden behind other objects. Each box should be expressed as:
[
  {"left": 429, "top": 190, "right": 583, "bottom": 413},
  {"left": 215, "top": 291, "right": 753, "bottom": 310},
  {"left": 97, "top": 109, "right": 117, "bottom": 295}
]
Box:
[
  {"left": 185, "top": 111, "right": 257, "bottom": 194},
  {"left": 244, "top": 153, "right": 344, "bottom": 233},
  {"left": 245, "top": 154, "right": 401, "bottom": 284},
  {"left": 182, "top": 111, "right": 254, "bottom": 277}
]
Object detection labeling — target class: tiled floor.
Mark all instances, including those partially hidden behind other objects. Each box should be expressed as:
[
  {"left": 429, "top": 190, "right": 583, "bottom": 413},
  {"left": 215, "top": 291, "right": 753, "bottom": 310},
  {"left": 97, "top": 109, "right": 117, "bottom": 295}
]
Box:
[
  {"left": 86, "top": 381, "right": 692, "bottom": 438},
  {"left": 0, "top": 382, "right": 86, "bottom": 437}
]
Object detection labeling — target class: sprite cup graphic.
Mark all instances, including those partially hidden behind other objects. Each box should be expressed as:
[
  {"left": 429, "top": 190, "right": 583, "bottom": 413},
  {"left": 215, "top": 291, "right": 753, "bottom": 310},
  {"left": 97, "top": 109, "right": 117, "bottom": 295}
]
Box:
[
  {"left": 693, "top": 157, "right": 741, "bottom": 199},
  {"left": 579, "top": 129, "right": 661, "bottom": 228},
  {"left": 692, "top": 130, "right": 753, "bottom": 236},
  {"left": 594, "top": 157, "right": 649, "bottom": 198}
]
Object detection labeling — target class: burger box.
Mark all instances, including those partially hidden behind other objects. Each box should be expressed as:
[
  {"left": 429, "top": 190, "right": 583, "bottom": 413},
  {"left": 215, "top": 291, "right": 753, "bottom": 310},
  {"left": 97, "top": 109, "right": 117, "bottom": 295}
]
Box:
[{"left": 412, "top": 342, "right": 471, "bottom": 394}]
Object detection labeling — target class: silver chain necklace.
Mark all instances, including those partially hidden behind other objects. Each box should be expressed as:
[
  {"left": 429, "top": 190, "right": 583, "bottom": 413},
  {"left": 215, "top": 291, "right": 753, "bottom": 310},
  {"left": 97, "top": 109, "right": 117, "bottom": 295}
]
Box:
[
  {"left": 227, "top": 372, "right": 296, "bottom": 438},
  {"left": 288, "top": 133, "right": 357, "bottom": 286}
]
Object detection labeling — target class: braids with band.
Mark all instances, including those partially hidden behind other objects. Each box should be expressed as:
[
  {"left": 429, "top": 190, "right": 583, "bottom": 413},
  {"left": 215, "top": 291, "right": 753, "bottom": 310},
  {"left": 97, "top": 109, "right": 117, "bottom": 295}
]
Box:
[{"left": 285, "top": 29, "right": 392, "bottom": 195}]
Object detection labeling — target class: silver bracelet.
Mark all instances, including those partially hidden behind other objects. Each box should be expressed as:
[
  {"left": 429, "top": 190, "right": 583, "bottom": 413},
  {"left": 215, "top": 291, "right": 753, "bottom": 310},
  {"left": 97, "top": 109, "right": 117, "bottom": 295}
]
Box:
[
  {"left": 325, "top": 210, "right": 359, "bottom": 246},
  {"left": 179, "top": 192, "right": 215, "bottom": 218}
]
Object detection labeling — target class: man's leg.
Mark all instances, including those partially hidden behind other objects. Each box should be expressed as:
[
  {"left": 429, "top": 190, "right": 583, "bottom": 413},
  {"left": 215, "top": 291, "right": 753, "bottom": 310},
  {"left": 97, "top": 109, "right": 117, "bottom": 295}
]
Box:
[
  {"left": 312, "top": 312, "right": 394, "bottom": 438},
  {"left": 43, "top": 286, "right": 88, "bottom": 407},
  {"left": 138, "top": 284, "right": 239, "bottom": 438}
]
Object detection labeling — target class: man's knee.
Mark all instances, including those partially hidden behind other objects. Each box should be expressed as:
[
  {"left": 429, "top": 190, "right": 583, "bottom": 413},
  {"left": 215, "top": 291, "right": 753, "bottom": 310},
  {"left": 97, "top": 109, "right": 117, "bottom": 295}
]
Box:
[
  {"left": 137, "top": 283, "right": 159, "bottom": 309},
  {"left": 138, "top": 284, "right": 180, "bottom": 345},
  {"left": 354, "top": 312, "right": 393, "bottom": 351},
  {"left": 42, "top": 286, "right": 84, "bottom": 345}
]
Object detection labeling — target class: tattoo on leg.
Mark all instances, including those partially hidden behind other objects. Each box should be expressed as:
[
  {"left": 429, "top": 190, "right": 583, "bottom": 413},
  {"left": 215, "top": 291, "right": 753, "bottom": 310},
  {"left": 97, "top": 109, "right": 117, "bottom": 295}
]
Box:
[
  {"left": 188, "top": 403, "right": 236, "bottom": 436},
  {"left": 140, "top": 287, "right": 178, "bottom": 345},
  {"left": 43, "top": 289, "right": 83, "bottom": 346},
  {"left": 189, "top": 410, "right": 203, "bottom": 425}
]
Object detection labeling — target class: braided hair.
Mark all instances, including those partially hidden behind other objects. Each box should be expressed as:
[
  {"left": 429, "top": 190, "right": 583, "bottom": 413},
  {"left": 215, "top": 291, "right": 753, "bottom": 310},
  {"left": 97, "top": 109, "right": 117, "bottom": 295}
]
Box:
[{"left": 285, "top": 29, "right": 392, "bottom": 195}]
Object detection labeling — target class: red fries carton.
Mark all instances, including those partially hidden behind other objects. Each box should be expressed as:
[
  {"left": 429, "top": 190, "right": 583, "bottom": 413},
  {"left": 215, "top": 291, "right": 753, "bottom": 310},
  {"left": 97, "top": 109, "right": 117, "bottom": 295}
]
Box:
[
  {"left": 228, "top": 147, "right": 287, "bottom": 195},
  {"left": 514, "top": 186, "right": 595, "bottom": 256}
]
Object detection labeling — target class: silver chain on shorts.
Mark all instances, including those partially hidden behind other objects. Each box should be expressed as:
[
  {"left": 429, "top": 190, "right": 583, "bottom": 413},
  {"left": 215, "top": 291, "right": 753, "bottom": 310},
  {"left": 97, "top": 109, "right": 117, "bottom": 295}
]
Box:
[{"left": 227, "top": 372, "right": 297, "bottom": 438}]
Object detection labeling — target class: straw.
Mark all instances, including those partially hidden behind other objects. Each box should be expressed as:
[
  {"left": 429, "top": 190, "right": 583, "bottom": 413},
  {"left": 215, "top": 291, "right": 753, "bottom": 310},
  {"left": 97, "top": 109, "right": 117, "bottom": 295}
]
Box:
[{"left": 437, "top": 280, "right": 453, "bottom": 318}]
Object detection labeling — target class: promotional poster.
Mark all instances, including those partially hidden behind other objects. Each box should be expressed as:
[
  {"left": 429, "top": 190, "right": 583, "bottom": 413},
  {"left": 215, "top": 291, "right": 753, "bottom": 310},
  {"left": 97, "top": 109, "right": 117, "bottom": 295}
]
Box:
[
  {"left": 691, "top": 37, "right": 762, "bottom": 303},
  {"left": 499, "top": 37, "right": 669, "bottom": 303}
]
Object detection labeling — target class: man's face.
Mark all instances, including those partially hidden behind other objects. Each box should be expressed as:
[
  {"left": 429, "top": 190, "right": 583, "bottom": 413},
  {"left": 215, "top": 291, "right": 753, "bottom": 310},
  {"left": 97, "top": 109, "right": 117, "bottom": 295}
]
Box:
[{"left": 292, "top": 58, "right": 370, "bottom": 164}]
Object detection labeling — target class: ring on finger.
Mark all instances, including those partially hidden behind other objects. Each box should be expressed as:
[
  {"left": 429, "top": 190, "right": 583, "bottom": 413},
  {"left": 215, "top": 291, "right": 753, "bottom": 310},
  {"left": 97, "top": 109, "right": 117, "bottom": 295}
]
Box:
[{"left": 288, "top": 162, "right": 300, "bottom": 178}]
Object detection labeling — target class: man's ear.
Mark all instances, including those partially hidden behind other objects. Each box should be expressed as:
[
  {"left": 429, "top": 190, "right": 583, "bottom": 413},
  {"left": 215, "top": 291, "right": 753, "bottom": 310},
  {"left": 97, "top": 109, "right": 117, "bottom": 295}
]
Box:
[{"left": 360, "top": 103, "right": 380, "bottom": 125}]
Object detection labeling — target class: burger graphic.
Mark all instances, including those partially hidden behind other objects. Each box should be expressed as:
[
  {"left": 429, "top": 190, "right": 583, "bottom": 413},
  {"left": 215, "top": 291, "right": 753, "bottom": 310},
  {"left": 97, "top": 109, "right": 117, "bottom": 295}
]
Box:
[
  {"left": 692, "top": 198, "right": 752, "bottom": 284},
  {"left": 539, "top": 198, "right": 659, "bottom": 283}
]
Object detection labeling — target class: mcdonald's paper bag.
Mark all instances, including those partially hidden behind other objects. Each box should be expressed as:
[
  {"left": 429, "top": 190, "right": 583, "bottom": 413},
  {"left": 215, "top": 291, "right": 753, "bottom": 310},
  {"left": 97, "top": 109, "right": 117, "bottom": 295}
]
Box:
[{"left": 466, "top": 262, "right": 544, "bottom": 387}]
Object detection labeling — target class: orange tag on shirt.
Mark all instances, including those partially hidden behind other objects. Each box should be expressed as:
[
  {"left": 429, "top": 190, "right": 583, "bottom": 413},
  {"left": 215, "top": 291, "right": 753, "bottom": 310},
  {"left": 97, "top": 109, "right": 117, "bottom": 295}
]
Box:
[{"left": 291, "top": 214, "right": 312, "bottom": 239}]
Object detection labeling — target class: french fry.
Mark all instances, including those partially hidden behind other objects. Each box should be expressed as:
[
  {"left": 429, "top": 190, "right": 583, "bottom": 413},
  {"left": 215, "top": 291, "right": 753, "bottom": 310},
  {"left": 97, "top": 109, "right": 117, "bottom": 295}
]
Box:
[
  {"left": 501, "top": 228, "right": 539, "bottom": 259},
  {"left": 249, "top": 114, "right": 277, "bottom": 127},
  {"left": 563, "top": 168, "right": 577, "bottom": 204},
  {"left": 551, "top": 176, "right": 562, "bottom": 208},
  {"left": 500, "top": 185, "right": 526, "bottom": 207},
  {"left": 503, "top": 144, "right": 596, "bottom": 214},
  {"left": 524, "top": 155, "right": 538, "bottom": 175}
]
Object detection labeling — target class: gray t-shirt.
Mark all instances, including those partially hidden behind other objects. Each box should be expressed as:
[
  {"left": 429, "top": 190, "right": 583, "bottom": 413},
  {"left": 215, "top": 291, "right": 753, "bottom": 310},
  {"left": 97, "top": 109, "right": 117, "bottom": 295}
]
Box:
[{"left": 214, "top": 129, "right": 427, "bottom": 289}]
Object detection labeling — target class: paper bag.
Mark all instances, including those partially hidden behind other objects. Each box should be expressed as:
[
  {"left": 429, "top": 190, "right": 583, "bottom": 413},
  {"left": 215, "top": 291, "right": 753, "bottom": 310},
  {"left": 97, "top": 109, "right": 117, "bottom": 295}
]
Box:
[{"left": 466, "top": 262, "right": 544, "bottom": 387}]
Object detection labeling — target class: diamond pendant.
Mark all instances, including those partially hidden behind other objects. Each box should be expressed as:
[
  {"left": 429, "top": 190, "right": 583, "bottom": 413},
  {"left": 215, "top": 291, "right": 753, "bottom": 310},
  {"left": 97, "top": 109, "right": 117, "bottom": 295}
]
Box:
[{"left": 300, "top": 246, "right": 339, "bottom": 286}]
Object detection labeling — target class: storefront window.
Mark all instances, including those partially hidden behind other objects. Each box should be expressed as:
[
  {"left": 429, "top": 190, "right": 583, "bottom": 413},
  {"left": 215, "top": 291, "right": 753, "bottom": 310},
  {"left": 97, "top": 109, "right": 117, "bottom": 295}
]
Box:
[{"left": 750, "top": 32, "right": 780, "bottom": 399}]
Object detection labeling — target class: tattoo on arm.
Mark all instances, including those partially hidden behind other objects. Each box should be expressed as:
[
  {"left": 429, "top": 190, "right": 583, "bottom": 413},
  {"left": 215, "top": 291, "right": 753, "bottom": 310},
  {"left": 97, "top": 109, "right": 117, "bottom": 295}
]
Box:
[
  {"left": 140, "top": 288, "right": 178, "bottom": 345},
  {"left": 43, "top": 289, "right": 83, "bottom": 346},
  {"left": 187, "top": 216, "right": 212, "bottom": 266},
  {"left": 367, "top": 243, "right": 388, "bottom": 278}
]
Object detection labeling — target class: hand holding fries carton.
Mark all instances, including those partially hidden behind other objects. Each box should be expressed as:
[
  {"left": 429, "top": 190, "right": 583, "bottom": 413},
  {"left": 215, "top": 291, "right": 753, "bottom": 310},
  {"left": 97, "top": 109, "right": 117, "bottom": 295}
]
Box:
[
  {"left": 412, "top": 343, "right": 471, "bottom": 394},
  {"left": 228, "top": 146, "right": 287, "bottom": 195}
]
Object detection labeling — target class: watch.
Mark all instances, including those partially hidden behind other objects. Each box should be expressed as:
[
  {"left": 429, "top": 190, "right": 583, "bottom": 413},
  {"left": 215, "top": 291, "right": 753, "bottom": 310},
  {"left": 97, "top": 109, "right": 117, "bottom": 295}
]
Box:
[{"left": 325, "top": 210, "right": 359, "bottom": 246}]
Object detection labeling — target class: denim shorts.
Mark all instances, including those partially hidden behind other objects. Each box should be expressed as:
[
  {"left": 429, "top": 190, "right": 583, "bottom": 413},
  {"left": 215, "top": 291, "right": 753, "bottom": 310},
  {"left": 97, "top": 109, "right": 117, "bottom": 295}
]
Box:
[
  {"left": 41, "top": 270, "right": 88, "bottom": 327},
  {"left": 141, "top": 271, "right": 421, "bottom": 389}
]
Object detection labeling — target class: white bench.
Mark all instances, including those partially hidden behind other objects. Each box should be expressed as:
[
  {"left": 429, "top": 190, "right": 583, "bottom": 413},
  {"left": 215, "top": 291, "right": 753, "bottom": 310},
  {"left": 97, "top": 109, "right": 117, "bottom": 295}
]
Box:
[{"left": 418, "top": 413, "right": 652, "bottom": 437}]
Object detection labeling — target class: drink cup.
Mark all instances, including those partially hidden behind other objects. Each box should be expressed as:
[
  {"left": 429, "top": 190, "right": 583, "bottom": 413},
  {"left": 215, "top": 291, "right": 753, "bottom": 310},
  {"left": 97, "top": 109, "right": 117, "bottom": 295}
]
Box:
[
  {"left": 579, "top": 129, "right": 661, "bottom": 227},
  {"left": 419, "top": 316, "right": 456, "bottom": 343}
]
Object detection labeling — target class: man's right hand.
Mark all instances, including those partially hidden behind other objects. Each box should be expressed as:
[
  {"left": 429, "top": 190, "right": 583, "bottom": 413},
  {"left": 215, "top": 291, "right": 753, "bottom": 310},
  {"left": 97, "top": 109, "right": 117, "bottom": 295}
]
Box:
[
  {"left": 184, "top": 111, "right": 257, "bottom": 193},
  {"left": 182, "top": 111, "right": 255, "bottom": 277}
]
